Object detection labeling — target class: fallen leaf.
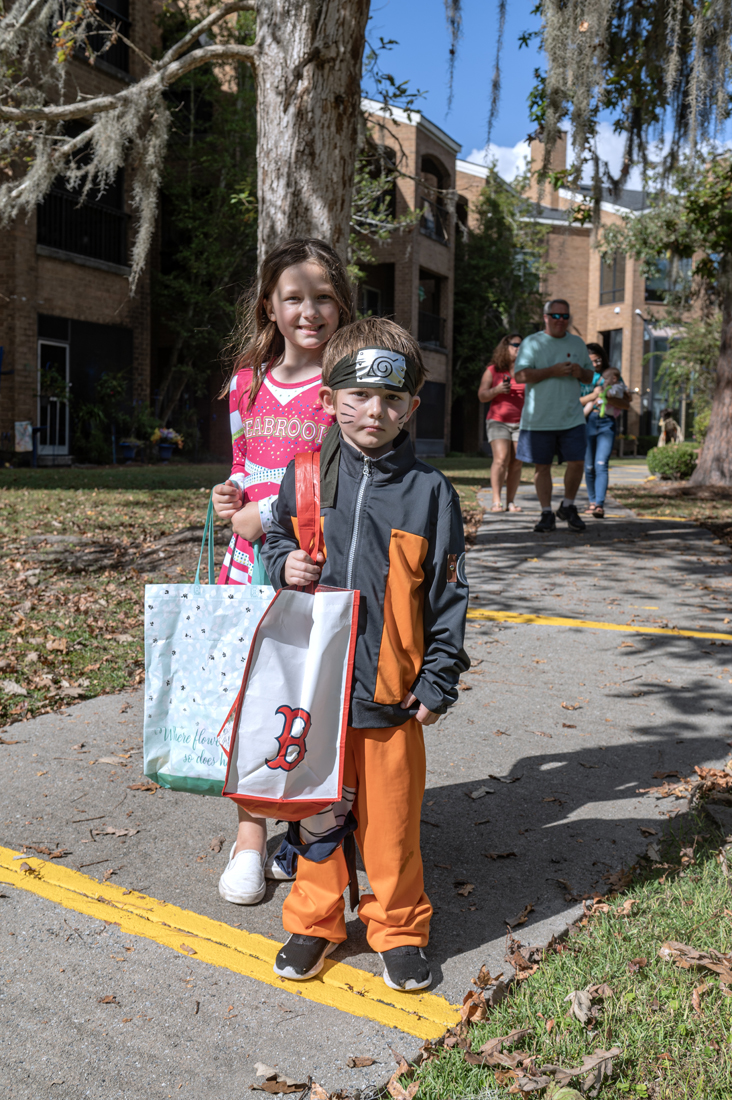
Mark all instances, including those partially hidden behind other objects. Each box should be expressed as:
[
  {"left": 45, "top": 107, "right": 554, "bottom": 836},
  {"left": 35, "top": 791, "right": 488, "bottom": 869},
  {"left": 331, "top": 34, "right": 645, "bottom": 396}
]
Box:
[
  {"left": 179, "top": 943, "right": 197, "bottom": 956},
  {"left": 0, "top": 736, "right": 22, "bottom": 744},
  {"left": 653, "top": 770, "right": 684, "bottom": 780},
  {"left": 127, "top": 781, "right": 159, "bottom": 791},
  {"left": 1, "top": 679, "right": 27, "bottom": 696},
  {"left": 506, "top": 903, "right": 533, "bottom": 928},
  {"left": 455, "top": 882, "right": 474, "bottom": 897},
  {"left": 433, "top": 862, "right": 452, "bottom": 869},
  {"left": 587, "top": 983, "right": 613, "bottom": 999},
  {"left": 546, "top": 1018, "right": 555, "bottom": 1033},
  {"left": 627, "top": 957, "right": 647, "bottom": 974},
  {"left": 46, "top": 638, "right": 68, "bottom": 652},
  {"left": 579, "top": 762, "right": 599, "bottom": 769},
  {"left": 646, "top": 841, "right": 662, "bottom": 861},
  {"left": 209, "top": 835, "right": 226, "bottom": 854},
  {"left": 471, "top": 964, "right": 502, "bottom": 989},
  {"left": 252, "top": 1065, "right": 307, "bottom": 1095},
  {"left": 618, "top": 642, "right": 636, "bottom": 648},
  {"left": 484, "top": 851, "right": 517, "bottom": 860},
  {"left": 565, "top": 989, "right": 593, "bottom": 1025},
  {"left": 310, "top": 1085, "right": 329, "bottom": 1100},
  {"left": 562, "top": 723, "right": 576, "bottom": 729},
  {"left": 464, "top": 1027, "right": 532, "bottom": 1066},
  {"left": 493, "top": 729, "right": 509, "bottom": 737},
  {"left": 639, "top": 827, "right": 658, "bottom": 837},
  {"left": 561, "top": 703, "right": 580, "bottom": 711},
  {"left": 102, "top": 868, "right": 116, "bottom": 881},
  {"left": 98, "top": 995, "right": 118, "bottom": 1005},
  {"left": 534, "top": 730, "right": 552, "bottom": 738},
  {"left": 488, "top": 773, "right": 521, "bottom": 784},
  {"left": 467, "top": 786, "right": 494, "bottom": 800},
  {"left": 615, "top": 898, "right": 638, "bottom": 917},
  {"left": 347, "top": 1056, "right": 376, "bottom": 1068},
  {"left": 460, "top": 989, "right": 487, "bottom": 1023}
]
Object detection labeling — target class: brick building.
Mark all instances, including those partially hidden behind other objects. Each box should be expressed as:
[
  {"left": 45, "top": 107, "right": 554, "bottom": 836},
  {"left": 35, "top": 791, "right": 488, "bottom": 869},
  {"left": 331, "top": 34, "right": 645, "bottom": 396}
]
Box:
[{"left": 0, "top": 1, "right": 158, "bottom": 463}]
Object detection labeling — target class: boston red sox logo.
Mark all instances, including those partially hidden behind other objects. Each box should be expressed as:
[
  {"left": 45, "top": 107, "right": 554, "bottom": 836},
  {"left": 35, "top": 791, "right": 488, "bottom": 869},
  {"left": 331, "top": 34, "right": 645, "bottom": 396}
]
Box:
[{"left": 265, "top": 705, "right": 312, "bottom": 771}]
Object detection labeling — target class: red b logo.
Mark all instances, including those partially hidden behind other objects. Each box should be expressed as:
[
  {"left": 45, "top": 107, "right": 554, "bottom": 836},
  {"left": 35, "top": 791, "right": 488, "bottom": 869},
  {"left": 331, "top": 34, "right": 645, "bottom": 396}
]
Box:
[{"left": 265, "top": 705, "right": 312, "bottom": 771}]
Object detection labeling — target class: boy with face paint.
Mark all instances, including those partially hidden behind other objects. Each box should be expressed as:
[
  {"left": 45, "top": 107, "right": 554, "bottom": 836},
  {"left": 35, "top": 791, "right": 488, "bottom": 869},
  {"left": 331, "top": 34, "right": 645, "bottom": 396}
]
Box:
[{"left": 261, "top": 317, "right": 469, "bottom": 993}]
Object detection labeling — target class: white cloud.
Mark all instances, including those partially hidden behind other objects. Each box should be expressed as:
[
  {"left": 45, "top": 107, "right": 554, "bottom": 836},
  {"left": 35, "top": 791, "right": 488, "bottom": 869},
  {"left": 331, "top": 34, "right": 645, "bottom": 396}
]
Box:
[{"left": 465, "top": 140, "right": 530, "bottom": 181}]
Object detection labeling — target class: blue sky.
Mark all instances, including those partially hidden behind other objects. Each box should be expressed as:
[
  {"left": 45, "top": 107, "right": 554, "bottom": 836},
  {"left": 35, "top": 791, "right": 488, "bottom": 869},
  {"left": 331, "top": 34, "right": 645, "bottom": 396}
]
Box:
[{"left": 363, "top": 0, "right": 542, "bottom": 176}]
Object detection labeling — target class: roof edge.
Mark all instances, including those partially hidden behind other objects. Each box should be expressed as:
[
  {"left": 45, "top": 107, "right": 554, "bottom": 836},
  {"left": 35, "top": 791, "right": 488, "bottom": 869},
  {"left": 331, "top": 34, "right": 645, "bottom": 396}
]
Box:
[{"left": 361, "top": 97, "right": 462, "bottom": 156}]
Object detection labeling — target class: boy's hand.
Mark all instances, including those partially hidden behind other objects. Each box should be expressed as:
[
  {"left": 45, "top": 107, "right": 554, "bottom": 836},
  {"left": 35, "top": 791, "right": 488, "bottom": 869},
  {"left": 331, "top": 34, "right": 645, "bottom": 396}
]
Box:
[
  {"left": 400, "top": 691, "right": 440, "bottom": 726},
  {"left": 285, "top": 549, "right": 325, "bottom": 587},
  {"left": 213, "top": 479, "right": 243, "bottom": 519}
]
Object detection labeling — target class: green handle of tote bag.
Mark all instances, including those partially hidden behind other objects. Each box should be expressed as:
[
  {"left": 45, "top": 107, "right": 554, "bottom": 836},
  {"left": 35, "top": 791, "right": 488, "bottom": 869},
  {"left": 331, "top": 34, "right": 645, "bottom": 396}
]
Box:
[
  {"left": 194, "top": 492, "right": 216, "bottom": 588},
  {"left": 251, "top": 538, "right": 273, "bottom": 587}
]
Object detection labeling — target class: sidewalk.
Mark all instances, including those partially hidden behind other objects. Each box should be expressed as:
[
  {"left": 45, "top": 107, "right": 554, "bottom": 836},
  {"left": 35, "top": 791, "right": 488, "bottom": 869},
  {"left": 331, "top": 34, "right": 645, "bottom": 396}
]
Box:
[{"left": 1, "top": 465, "right": 731, "bottom": 1097}]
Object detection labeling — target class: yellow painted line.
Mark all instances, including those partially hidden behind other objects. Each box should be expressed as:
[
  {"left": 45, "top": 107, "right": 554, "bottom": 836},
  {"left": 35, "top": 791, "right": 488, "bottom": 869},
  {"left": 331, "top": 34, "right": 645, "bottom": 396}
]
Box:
[
  {"left": 635, "top": 514, "right": 694, "bottom": 523},
  {"left": 466, "top": 609, "right": 732, "bottom": 642},
  {"left": 0, "top": 845, "right": 459, "bottom": 1039}
]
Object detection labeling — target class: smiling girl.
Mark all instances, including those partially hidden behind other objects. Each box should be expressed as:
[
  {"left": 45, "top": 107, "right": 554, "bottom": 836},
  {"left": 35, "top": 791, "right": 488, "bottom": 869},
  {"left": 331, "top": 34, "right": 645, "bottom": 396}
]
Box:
[{"left": 211, "top": 238, "right": 354, "bottom": 906}]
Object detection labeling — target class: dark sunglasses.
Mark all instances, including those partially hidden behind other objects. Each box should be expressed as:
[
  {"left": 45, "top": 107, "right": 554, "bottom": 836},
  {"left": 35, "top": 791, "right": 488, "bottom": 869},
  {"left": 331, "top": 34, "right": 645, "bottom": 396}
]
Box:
[
  {"left": 548, "top": 312, "right": 570, "bottom": 320},
  {"left": 508, "top": 341, "right": 522, "bottom": 348}
]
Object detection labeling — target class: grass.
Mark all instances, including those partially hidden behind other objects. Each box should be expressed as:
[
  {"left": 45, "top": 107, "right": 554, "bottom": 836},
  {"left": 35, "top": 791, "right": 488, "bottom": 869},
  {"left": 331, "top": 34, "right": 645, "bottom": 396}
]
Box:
[
  {"left": 611, "top": 480, "right": 732, "bottom": 548},
  {"left": 415, "top": 811, "right": 732, "bottom": 1099},
  {"left": 0, "top": 464, "right": 230, "bottom": 727}
]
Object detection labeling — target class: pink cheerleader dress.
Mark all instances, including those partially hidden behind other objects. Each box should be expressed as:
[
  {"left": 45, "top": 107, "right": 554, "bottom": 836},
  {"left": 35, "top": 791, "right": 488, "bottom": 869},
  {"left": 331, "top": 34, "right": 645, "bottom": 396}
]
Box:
[{"left": 218, "top": 364, "right": 335, "bottom": 585}]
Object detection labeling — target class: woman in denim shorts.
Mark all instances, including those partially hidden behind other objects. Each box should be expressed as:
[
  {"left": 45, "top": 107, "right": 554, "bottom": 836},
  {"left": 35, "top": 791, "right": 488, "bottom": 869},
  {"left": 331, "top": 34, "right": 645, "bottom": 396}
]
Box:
[{"left": 477, "top": 333, "right": 526, "bottom": 512}]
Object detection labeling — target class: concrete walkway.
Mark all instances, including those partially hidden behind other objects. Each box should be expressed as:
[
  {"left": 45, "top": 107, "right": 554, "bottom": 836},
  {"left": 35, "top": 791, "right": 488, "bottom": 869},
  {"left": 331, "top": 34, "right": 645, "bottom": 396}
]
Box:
[{"left": 2, "top": 463, "right": 731, "bottom": 1098}]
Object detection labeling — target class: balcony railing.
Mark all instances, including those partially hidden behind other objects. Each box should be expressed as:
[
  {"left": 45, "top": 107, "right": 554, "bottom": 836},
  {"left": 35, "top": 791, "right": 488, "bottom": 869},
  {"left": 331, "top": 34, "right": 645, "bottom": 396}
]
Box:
[
  {"left": 418, "top": 311, "right": 447, "bottom": 348},
  {"left": 37, "top": 189, "right": 129, "bottom": 267},
  {"left": 420, "top": 198, "right": 449, "bottom": 244}
]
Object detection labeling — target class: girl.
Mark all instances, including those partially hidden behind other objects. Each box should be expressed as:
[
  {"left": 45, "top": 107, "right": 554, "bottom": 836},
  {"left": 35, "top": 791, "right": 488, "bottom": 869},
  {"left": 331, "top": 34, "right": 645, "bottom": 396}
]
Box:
[
  {"left": 581, "top": 343, "right": 630, "bottom": 518},
  {"left": 477, "top": 333, "right": 526, "bottom": 512},
  {"left": 212, "top": 238, "right": 355, "bottom": 906}
]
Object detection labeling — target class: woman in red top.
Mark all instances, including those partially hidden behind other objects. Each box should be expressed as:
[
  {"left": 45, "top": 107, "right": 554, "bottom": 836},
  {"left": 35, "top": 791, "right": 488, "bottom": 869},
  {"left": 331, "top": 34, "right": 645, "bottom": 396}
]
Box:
[{"left": 477, "top": 333, "right": 526, "bottom": 512}]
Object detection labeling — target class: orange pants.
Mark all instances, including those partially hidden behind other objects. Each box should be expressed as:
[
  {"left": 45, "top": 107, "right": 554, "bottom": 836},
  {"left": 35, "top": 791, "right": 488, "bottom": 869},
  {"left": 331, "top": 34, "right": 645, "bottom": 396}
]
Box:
[{"left": 282, "top": 719, "right": 432, "bottom": 952}]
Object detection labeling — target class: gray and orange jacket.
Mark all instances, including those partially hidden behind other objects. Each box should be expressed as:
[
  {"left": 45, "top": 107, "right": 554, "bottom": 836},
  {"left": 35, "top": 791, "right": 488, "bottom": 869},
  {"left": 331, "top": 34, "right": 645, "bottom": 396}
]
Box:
[{"left": 261, "top": 429, "right": 470, "bottom": 729}]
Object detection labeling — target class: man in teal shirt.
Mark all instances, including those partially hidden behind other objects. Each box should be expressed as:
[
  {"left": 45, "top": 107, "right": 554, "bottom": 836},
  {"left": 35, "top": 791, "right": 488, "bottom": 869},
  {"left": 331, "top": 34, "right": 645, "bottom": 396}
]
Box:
[{"left": 515, "top": 299, "right": 594, "bottom": 532}]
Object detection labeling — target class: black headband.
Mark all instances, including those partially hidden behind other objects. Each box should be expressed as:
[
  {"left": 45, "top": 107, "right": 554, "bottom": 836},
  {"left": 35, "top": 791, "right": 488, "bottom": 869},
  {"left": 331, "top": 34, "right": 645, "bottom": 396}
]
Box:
[{"left": 327, "top": 347, "right": 418, "bottom": 394}]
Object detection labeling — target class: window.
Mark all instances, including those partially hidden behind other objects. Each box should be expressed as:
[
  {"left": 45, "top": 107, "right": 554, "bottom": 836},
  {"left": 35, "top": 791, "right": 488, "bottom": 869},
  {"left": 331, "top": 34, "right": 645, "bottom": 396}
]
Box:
[
  {"left": 600, "top": 252, "right": 625, "bottom": 305},
  {"left": 86, "top": 2, "right": 130, "bottom": 73},
  {"left": 416, "top": 382, "right": 446, "bottom": 443},
  {"left": 600, "top": 329, "right": 623, "bottom": 374},
  {"left": 645, "top": 256, "right": 692, "bottom": 303},
  {"left": 418, "top": 274, "right": 446, "bottom": 349},
  {"left": 37, "top": 166, "right": 128, "bottom": 267},
  {"left": 37, "top": 339, "right": 70, "bottom": 456},
  {"left": 361, "top": 287, "right": 381, "bottom": 316},
  {"left": 419, "top": 155, "right": 449, "bottom": 244}
]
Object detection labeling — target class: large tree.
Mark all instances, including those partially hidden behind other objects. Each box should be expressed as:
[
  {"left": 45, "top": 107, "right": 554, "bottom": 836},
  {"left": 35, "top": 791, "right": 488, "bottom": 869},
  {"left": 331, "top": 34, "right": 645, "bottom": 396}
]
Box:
[{"left": 0, "top": 0, "right": 370, "bottom": 286}]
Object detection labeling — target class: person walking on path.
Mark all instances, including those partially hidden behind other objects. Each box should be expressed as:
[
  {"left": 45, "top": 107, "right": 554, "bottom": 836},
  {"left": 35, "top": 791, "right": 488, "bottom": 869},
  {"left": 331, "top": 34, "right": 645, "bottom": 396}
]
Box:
[
  {"left": 477, "top": 334, "right": 526, "bottom": 512},
  {"left": 210, "top": 238, "right": 355, "bottom": 907},
  {"left": 514, "top": 299, "right": 594, "bottom": 533},
  {"left": 581, "top": 343, "right": 631, "bottom": 518}
]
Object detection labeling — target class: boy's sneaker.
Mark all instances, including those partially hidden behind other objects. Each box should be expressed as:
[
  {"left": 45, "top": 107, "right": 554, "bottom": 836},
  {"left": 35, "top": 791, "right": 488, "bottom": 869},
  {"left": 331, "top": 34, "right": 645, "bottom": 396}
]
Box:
[
  {"left": 265, "top": 850, "right": 295, "bottom": 881},
  {"left": 556, "top": 502, "right": 586, "bottom": 531},
  {"left": 380, "top": 946, "right": 432, "bottom": 991},
  {"left": 533, "top": 509, "right": 556, "bottom": 533},
  {"left": 273, "top": 934, "right": 337, "bottom": 980},
  {"left": 218, "top": 844, "right": 266, "bottom": 905}
]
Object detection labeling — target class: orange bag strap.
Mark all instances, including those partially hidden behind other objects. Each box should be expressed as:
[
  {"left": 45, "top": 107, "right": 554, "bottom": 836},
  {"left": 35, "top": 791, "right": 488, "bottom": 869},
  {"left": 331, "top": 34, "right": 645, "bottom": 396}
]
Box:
[{"left": 294, "top": 450, "right": 323, "bottom": 563}]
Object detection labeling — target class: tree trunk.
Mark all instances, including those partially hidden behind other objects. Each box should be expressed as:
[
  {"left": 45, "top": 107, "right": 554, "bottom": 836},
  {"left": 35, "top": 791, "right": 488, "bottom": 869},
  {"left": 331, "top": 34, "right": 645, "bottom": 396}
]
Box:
[
  {"left": 690, "top": 253, "right": 732, "bottom": 486},
  {"left": 255, "top": 0, "right": 369, "bottom": 264}
]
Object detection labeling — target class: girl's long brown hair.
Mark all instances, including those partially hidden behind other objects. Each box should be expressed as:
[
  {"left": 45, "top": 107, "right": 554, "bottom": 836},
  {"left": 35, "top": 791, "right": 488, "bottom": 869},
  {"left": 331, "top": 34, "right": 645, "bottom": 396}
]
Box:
[
  {"left": 221, "top": 238, "right": 355, "bottom": 410},
  {"left": 489, "top": 333, "right": 523, "bottom": 373}
]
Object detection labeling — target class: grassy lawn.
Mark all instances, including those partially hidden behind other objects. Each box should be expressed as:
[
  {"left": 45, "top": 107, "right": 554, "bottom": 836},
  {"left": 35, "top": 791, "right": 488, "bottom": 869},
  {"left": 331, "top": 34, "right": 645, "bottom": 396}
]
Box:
[
  {"left": 0, "top": 463, "right": 230, "bottom": 727},
  {"left": 611, "top": 480, "right": 732, "bottom": 547},
  {"left": 413, "top": 809, "right": 732, "bottom": 1099}
]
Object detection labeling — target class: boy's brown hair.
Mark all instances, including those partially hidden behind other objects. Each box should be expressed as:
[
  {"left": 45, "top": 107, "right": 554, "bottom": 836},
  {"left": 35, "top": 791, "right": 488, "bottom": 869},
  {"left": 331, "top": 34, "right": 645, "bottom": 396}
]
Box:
[{"left": 322, "top": 317, "right": 427, "bottom": 393}]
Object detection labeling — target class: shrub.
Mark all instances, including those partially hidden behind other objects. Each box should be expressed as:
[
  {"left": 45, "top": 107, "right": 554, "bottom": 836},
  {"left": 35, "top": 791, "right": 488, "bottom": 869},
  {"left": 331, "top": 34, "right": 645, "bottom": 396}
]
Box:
[
  {"left": 647, "top": 442, "right": 698, "bottom": 480},
  {"left": 693, "top": 407, "right": 711, "bottom": 441}
]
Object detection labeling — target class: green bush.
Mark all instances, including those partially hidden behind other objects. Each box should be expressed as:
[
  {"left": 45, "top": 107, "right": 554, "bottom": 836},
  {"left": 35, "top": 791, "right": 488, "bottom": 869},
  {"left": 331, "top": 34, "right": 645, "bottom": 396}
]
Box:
[
  {"left": 647, "top": 442, "right": 698, "bottom": 480},
  {"left": 693, "top": 407, "right": 711, "bottom": 441}
]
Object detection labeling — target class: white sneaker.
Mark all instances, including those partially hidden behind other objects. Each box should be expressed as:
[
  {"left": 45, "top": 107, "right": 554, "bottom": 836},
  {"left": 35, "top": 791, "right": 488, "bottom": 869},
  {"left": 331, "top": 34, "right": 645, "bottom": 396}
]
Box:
[
  {"left": 265, "top": 849, "right": 295, "bottom": 881},
  {"left": 218, "top": 844, "right": 266, "bottom": 905}
]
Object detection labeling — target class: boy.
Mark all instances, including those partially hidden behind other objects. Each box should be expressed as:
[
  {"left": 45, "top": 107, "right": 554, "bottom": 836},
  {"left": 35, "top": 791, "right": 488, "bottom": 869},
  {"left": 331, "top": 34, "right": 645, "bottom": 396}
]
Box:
[{"left": 261, "top": 317, "right": 469, "bottom": 992}]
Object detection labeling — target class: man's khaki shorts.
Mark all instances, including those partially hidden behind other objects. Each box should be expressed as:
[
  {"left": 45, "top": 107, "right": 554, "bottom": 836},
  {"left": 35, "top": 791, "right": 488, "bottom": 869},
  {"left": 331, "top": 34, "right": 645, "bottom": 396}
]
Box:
[{"left": 486, "top": 419, "right": 521, "bottom": 444}]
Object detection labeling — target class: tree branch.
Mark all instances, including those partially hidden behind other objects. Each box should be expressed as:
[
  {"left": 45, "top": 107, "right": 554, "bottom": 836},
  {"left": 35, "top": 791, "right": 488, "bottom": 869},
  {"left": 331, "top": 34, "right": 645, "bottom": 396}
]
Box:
[
  {"left": 0, "top": 43, "right": 257, "bottom": 122},
  {"left": 157, "top": 0, "right": 257, "bottom": 69}
]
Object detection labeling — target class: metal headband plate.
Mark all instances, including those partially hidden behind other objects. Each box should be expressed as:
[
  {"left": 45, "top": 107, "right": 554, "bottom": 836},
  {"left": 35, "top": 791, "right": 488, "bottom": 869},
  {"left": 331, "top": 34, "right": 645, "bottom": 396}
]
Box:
[{"left": 354, "top": 348, "right": 407, "bottom": 388}]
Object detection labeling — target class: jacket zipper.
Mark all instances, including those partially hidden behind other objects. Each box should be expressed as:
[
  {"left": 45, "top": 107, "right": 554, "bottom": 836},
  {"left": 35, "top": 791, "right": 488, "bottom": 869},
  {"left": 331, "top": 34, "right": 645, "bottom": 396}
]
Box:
[{"left": 346, "top": 454, "right": 372, "bottom": 589}]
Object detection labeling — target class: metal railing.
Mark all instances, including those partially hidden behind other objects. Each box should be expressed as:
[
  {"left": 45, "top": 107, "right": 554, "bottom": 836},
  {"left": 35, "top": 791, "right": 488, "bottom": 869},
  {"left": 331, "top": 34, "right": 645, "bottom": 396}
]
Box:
[
  {"left": 420, "top": 198, "right": 449, "bottom": 244},
  {"left": 37, "top": 189, "right": 129, "bottom": 267},
  {"left": 87, "top": 3, "right": 130, "bottom": 73},
  {"left": 418, "top": 311, "right": 447, "bottom": 348}
]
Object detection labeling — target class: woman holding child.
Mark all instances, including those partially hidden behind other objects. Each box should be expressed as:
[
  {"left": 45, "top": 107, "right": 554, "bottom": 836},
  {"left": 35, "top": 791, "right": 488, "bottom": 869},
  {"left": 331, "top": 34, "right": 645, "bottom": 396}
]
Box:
[
  {"left": 477, "top": 334, "right": 526, "bottom": 512},
  {"left": 581, "top": 342, "right": 631, "bottom": 519}
]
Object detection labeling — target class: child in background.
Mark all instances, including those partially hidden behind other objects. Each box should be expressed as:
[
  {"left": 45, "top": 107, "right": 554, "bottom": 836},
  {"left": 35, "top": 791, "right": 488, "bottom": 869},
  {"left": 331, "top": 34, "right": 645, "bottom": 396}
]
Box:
[
  {"left": 583, "top": 364, "right": 630, "bottom": 518},
  {"left": 261, "top": 317, "right": 469, "bottom": 992},
  {"left": 212, "top": 238, "right": 355, "bottom": 906}
]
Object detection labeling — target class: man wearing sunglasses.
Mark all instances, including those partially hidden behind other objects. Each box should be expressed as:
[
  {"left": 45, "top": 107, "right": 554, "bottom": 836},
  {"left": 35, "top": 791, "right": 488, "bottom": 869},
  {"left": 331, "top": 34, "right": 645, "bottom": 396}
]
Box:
[{"left": 514, "top": 299, "right": 594, "bottom": 533}]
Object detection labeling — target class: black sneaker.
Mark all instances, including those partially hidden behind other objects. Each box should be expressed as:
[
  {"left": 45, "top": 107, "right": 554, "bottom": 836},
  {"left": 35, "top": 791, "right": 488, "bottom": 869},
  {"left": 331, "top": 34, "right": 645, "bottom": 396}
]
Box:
[
  {"left": 380, "top": 946, "right": 432, "bottom": 991},
  {"left": 556, "top": 502, "right": 586, "bottom": 531},
  {"left": 533, "top": 509, "right": 556, "bottom": 533},
  {"left": 273, "top": 934, "right": 337, "bottom": 980}
]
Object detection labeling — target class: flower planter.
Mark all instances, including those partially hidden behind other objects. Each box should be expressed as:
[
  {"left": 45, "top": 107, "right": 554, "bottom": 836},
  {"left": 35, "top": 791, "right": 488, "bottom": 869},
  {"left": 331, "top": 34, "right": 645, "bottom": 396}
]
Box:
[
  {"left": 119, "top": 442, "right": 138, "bottom": 462},
  {"left": 158, "top": 443, "right": 175, "bottom": 461}
]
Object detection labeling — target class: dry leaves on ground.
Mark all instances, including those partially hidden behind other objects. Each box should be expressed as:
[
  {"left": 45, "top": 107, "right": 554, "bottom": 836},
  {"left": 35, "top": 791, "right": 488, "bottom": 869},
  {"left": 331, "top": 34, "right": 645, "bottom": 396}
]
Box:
[
  {"left": 209, "top": 835, "right": 226, "bottom": 854},
  {"left": 251, "top": 1064, "right": 307, "bottom": 1094},
  {"left": 387, "top": 1051, "right": 419, "bottom": 1100},
  {"left": 346, "top": 1057, "right": 375, "bottom": 1068},
  {"left": 484, "top": 850, "right": 517, "bottom": 860},
  {"left": 505, "top": 902, "right": 534, "bottom": 928},
  {"left": 98, "top": 994, "right": 118, "bottom": 1005},
  {"left": 659, "top": 940, "right": 732, "bottom": 988}
]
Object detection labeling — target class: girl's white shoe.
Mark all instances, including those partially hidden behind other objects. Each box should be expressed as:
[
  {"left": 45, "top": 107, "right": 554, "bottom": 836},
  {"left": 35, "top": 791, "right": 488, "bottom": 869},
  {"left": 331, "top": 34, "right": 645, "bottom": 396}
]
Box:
[{"left": 218, "top": 844, "right": 266, "bottom": 905}]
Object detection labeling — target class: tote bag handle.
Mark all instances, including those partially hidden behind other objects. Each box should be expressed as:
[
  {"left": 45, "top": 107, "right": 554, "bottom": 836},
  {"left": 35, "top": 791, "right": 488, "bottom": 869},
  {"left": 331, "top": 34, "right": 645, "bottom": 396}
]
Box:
[
  {"left": 250, "top": 538, "right": 272, "bottom": 586},
  {"left": 194, "top": 492, "right": 216, "bottom": 588},
  {"left": 294, "top": 451, "right": 323, "bottom": 563}
]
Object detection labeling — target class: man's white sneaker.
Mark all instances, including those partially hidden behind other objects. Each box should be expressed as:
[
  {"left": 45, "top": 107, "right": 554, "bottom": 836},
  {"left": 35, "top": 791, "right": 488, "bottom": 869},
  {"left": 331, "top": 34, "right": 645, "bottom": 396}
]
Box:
[
  {"left": 265, "top": 849, "right": 295, "bottom": 881},
  {"left": 218, "top": 844, "right": 266, "bottom": 905}
]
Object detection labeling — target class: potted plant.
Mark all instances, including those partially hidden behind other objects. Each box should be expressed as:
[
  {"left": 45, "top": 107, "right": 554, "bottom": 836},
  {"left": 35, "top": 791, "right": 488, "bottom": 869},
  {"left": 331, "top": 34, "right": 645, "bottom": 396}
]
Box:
[
  {"left": 151, "top": 426, "right": 184, "bottom": 461},
  {"left": 118, "top": 437, "right": 144, "bottom": 462}
]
